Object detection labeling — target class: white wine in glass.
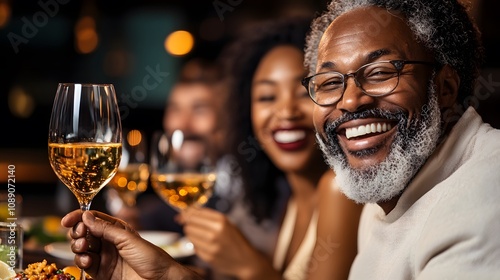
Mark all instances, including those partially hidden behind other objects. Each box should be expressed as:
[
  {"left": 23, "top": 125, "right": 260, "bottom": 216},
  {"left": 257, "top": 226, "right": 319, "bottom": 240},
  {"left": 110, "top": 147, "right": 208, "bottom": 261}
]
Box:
[
  {"left": 150, "top": 130, "right": 216, "bottom": 210},
  {"left": 107, "top": 129, "right": 149, "bottom": 207},
  {"left": 48, "top": 83, "right": 122, "bottom": 280}
]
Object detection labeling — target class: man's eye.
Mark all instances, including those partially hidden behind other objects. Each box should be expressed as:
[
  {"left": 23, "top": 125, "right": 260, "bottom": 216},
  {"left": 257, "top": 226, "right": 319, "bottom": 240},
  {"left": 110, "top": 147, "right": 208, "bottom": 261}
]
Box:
[
  {"left": 364, "top": 67, "right": 397, "bottom": 80},
  {"left": 256, "top": 95, "right": 275, "bottom": 102},
  {"left": 317, "top": 78, "right": 343, "bottom": 92}
]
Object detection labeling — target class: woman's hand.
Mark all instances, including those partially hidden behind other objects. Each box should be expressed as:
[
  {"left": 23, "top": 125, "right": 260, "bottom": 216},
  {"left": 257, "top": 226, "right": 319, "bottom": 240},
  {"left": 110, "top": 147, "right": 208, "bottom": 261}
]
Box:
[
  {"left": 62, "top": 210, "right": 201, "bottom": 280},
  {"left": 179, "top": 207, "right": 280, "bottom": 279}
]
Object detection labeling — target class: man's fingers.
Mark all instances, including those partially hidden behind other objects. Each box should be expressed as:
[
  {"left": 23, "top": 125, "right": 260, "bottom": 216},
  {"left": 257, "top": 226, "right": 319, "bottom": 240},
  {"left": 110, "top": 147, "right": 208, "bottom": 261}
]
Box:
[
  {"left": 70, "top": 222, "right": 87, "bottom": 239},
  {"left": 82, "top": 211, "right": 138, "bottom": 245},
  {"left": 61, "top": 209, "right": 84, "bottom": 227},
  {"left": 74, "top": 252, "right": 99, "bottom": 275}
]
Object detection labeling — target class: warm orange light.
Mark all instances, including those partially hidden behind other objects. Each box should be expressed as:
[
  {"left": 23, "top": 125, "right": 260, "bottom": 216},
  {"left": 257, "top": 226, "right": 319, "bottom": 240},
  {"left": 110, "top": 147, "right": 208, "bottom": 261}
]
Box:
[
  {"left": 0, "top": 2, "right": 11, "bottom": 28},
  {"left": 8, "top": 87, "right": 35, "bottom": 118},
  {"left": 75, "top": 16, "right": 98, "bottom": 54},
  {"left": 164, "top": 30, "right": 194, "bottom": 56},
  {"left": 127, "top": 130, "right": 143, "bottom": 147}
]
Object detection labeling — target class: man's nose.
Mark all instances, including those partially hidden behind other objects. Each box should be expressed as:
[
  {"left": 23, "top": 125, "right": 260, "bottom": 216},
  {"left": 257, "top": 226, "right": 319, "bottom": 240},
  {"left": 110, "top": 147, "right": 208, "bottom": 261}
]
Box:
[{"left": 336, "top": 78, "right": 375, "bottom": 112}]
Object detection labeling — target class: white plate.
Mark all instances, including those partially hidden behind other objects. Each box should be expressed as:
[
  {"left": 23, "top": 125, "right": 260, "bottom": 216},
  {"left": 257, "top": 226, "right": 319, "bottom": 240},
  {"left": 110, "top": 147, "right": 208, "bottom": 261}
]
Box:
[
  {"left": 44, "top": 231, "right": 188, "bottom": 260},
  {"left": 44, "top": 242, "right": 74, "bottom": 261},
  {"left": 160, "top": 237, "right": 195, "bottom": 259},
  {"left": 138, "top": 231, "right": 180, "bottom": 246}
]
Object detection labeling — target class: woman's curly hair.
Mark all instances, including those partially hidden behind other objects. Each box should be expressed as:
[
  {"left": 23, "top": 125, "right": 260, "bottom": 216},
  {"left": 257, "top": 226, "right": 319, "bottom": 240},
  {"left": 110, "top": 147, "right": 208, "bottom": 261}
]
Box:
[
  {"left": 220, "top": 16, "right": 312, "bottom": 222},
  {"left": 304, "top": 0, "right": 484, "bottom": 105}
]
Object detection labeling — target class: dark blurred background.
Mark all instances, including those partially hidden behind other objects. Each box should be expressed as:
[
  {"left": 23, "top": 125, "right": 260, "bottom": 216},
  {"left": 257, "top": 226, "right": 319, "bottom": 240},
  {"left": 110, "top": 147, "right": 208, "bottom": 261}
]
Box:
[{"left": 0, "top": 0, "right": 499, "bottom": 216}]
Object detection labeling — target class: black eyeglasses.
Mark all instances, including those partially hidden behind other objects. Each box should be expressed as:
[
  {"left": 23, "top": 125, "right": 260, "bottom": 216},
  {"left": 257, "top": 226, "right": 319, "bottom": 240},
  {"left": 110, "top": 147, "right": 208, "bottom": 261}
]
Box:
[{"left": 302, "top": 60, "right": 437, "bottom": 106}]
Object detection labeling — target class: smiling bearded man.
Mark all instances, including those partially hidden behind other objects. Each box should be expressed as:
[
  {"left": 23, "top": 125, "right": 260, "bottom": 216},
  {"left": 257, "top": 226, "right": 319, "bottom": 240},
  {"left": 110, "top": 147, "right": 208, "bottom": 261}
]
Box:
[
  {"left": 303, "top": 0, "right": 500, "bottom": 279},
  {"left": 316, "top": 81, "right": 441, "bottom": 204}
]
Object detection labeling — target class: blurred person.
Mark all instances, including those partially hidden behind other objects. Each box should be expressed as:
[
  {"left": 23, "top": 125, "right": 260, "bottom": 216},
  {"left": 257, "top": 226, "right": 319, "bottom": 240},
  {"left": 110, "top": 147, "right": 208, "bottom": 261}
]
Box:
[
  {"left": 303, "top": 0, "right": 500, "bottom": 278},
  {"left": 178, "top": 16, "right": 362, "bottom": 280},
  {"left": 107, "top": 57, "right": 243, "bottom": 233}
]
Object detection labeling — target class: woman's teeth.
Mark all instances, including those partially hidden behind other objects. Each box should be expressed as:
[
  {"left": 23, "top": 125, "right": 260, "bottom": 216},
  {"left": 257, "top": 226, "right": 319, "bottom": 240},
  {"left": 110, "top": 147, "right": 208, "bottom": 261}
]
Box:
[
  {"left": 345, "top": 123, "right": 392, "bottom": 139},
  {"left": 274, "top": 130, "right": 306, "bottom": 143}
]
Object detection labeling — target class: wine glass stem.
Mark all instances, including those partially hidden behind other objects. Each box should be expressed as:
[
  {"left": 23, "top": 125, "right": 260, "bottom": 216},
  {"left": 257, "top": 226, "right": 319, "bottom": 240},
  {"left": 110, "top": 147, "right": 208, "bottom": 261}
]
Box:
[
  {"left": 80, "top": 203, "right": 91, "bottom": 280},
  {"left": 81, "top": 203, "right": 91, "bottom": 212}
]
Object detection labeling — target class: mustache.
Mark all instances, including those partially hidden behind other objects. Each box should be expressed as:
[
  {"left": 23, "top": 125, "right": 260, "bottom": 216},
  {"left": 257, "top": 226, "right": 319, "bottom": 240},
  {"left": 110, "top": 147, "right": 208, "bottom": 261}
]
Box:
[
  {"left": 323, "top": 108, "right": 408, "bottom": 136},
  {"left": 182, "top": 135, "right": 205, "bottom": 141},
  {"left": 166, "top": 132, "right": 206, "bottom": 142}
]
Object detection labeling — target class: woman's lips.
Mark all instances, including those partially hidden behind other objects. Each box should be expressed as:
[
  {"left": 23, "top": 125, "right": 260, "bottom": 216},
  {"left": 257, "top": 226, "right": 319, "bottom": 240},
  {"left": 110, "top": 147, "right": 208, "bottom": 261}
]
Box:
[{"left": 273, "top": 129, "right": 308, "bottom": 151}]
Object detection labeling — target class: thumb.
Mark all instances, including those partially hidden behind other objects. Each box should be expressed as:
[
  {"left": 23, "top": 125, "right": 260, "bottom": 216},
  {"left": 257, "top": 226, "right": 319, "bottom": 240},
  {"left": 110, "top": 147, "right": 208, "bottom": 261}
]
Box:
[{"left": 82, "top": 211, "right": 136, "bottom": 245}]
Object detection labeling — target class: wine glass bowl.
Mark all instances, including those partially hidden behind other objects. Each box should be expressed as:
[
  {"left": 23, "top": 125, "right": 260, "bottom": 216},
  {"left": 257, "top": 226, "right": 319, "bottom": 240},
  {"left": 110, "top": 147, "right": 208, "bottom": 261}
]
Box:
[
  {"left": 48, "top": 142, "right": 121, "bottom": 208},
  {"left": 150, "top": 130, "right": 216, "bottom": 210},
  {"left": 48, "top": 83, "right": 121, "bottom": 280},
  {"left": 107, "top": 129, "right": 149, "bottom": 207}
]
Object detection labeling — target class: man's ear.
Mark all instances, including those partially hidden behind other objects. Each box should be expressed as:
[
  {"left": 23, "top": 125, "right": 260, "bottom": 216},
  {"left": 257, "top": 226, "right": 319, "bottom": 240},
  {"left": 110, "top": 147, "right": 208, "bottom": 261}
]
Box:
[{"left": 434, "top": 64, "right": 460, "bottom": 109}]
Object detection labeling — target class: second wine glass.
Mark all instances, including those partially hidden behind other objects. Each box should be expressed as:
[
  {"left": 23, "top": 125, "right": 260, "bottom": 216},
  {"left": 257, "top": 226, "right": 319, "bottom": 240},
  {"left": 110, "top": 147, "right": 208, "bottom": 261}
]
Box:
[
  {"left": 150, "top": 130, "right": 216, "bottom": 211},
  {"left": 106, "top": 129, "right": 150, "bottom": 207}
]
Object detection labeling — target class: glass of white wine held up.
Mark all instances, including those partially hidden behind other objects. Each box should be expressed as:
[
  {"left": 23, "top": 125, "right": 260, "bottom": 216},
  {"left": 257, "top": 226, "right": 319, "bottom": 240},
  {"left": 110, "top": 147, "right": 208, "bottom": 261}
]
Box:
[
  {"left": 150, "top": 130, "right": 216, "bottom": 211},
  {"left": 48, "top": 83, "right": 122, "bottom": 280}
]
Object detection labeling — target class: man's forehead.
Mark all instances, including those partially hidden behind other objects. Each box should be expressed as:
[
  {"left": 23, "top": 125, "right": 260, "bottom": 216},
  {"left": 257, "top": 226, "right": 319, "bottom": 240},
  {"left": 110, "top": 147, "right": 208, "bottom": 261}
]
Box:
[
  {"left": 170, "top": 83, "right": 214, "bottom": 101},
  {"left": 317, "top": 6, "right": 422, "bottom": 69}
]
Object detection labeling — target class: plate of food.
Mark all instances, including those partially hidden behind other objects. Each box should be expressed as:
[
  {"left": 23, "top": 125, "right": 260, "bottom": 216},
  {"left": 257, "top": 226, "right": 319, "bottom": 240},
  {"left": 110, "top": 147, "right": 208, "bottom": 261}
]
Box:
[{"left": 8, "top": 259, "right": 92, "bottom": 279}]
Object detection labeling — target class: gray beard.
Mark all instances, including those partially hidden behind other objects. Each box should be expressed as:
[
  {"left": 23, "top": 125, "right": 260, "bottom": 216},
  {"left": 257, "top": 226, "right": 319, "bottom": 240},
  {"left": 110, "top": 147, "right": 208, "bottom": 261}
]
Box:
[{"left": 316, "top": 85, "right": 442, "bottom": 204}]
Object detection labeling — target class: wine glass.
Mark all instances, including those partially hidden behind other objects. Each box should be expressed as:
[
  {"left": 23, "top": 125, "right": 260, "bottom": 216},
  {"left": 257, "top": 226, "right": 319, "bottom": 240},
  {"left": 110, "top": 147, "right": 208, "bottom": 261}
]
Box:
[
  {"left": 150, "top": 130, "right": 216, "bottom": 211},
  {"left": 106, "top": 129, "right": 149, "bottom": 207},
  {"left": 48, "top": 83, "right": 122, "bottom": 280}
]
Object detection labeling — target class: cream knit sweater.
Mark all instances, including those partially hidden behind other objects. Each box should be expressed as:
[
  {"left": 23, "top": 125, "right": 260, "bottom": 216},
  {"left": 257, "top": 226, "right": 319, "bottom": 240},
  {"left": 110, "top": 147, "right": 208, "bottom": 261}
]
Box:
[{"left": 349, "top": 107, "right": 500, "bottom": 279}]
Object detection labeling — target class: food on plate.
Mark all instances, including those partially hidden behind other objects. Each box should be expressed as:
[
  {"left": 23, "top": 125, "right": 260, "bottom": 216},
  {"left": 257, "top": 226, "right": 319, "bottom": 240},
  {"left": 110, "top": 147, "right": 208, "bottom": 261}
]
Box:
[{"left": 11, "top": 259, "right": 92, "bottom": 280}]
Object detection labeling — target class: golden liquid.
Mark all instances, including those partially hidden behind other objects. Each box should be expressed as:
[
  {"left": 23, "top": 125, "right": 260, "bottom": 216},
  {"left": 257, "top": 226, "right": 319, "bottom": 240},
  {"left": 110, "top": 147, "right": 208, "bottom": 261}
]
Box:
[
  {"left": 150, "top": 173, "right": 216, "bottom": 210},
  {"left": 107, "top": 163, "right": 149, "bottom": 206},
  {"left": 48, "top": 142, "right": 122, "bottom": 206}
]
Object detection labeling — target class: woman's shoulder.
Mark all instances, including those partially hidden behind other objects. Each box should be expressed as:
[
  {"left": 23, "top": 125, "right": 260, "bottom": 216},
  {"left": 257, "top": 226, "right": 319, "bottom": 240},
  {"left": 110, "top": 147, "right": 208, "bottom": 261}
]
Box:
[{"left": 317, "top": 170, "right": 339, "bottom": 195}]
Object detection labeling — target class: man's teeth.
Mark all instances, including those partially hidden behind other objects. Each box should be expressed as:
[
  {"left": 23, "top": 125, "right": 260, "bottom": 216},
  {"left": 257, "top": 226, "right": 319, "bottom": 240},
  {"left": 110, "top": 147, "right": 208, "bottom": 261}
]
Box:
[
  {"left": 345, "top": 123, "right": 392, "bottom": 139},
  {"left": 274, "top": 130, "right": 306, "bottom": 143}
]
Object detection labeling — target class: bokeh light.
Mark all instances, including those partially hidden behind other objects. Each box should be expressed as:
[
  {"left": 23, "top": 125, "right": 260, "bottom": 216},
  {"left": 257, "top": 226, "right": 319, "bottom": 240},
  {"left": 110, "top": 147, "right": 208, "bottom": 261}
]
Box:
[
  {"left": 164, "top": 30, "right": 194, "bottom": 56},
  {"left": 8, "top": 87, "right": 35, "bottom": 119},
  {"left": 127, "top": 129, "right": 143, "bottom": 147},
  {"left": 0, "top": 1, "right": 11, "bottom": 28},
  {"left": 75, "top": 16, "right": 99, "bottom": 54}
]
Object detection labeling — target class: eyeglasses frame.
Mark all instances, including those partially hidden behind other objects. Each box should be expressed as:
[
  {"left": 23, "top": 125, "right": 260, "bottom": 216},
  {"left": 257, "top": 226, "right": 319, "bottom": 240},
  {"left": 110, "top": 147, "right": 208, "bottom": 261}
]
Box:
[{"left": 302, "top": 60, "right": 438, "bottom": 106}]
